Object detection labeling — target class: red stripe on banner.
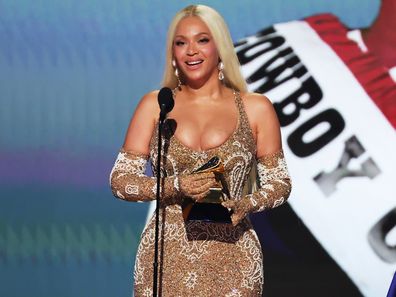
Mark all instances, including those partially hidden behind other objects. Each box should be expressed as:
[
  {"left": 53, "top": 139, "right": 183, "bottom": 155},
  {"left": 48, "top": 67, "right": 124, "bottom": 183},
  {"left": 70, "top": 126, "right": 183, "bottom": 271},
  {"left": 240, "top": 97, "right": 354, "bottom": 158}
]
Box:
[{"left": 305, "top": 14, "right": 396, "bottom": 129}]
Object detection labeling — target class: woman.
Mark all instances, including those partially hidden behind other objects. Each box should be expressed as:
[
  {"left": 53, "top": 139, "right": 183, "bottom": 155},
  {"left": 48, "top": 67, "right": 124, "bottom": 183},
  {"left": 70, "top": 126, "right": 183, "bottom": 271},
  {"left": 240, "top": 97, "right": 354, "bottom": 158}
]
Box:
[{"left": 110, "top": 5, "right": 291, "bottom": 296}]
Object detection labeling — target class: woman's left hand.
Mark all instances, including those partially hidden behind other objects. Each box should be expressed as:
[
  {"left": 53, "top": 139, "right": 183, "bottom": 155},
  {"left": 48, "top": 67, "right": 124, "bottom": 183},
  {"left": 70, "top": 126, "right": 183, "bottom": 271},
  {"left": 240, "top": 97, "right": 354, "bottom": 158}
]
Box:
[{"left": 222, "top": 199, "right": 249, "bottom": 226}]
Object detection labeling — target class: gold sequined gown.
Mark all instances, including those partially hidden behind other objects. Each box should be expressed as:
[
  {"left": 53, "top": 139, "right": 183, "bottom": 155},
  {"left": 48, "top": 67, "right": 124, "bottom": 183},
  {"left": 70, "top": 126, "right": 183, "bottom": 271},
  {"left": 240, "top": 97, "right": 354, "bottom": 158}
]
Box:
[{"left": 110, "top": 92, "right": 292, "bottom": 297}]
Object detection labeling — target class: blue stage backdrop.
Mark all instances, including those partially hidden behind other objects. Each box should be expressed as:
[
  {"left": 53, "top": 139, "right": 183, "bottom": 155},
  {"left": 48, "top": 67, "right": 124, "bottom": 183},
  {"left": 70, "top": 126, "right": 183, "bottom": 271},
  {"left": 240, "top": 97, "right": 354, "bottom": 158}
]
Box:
[{"left": 0, "top": 1, "right": 383, "bottom": 297}]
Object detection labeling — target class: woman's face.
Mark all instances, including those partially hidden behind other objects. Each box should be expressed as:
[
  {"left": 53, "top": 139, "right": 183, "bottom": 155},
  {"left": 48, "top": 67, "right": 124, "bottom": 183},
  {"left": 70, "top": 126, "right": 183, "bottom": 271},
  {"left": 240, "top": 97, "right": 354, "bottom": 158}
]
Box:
[{"left": 173, "top": 16, "right": 220, "bottom": 86}]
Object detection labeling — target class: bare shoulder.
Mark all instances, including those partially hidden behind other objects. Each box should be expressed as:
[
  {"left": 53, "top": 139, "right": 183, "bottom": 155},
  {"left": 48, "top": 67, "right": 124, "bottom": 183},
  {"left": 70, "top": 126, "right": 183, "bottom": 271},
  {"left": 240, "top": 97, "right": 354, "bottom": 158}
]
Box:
[
  {"left": 135, "top": 90, "right": 159, "bottom": 113},
  {"left": 240, "top": 92, "right": 277, "bottom": 120},
  {"left": 122, "top": 90, "right": 160, "bottom": 154},
  {"left": 240, "top": 93, "right": 282, "bottom": 155},
  {"left": 130, "top": 89, "right": 163, "bottom": 125}
]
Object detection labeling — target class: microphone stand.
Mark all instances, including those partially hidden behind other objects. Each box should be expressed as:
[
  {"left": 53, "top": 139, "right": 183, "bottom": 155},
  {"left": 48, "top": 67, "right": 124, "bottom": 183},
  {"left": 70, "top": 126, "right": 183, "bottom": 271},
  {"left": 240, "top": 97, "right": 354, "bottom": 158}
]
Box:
[{"left": 153, "top": 109, "right": 167, "bottom": 297}]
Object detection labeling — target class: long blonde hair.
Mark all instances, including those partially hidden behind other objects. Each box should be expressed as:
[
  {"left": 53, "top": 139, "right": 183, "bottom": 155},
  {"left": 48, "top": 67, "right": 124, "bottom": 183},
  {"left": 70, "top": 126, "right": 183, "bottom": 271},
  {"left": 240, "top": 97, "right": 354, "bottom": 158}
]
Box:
[{"left": 162, "top": 5, "right": 247, "bottom": 92}]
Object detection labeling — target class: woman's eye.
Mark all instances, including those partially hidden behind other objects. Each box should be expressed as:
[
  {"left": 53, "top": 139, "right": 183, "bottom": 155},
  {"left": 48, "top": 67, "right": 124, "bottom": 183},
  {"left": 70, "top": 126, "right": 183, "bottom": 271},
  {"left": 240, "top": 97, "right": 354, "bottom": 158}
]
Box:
[
  {"left": 199, "top": 38, "right": 209, "bottom": 43},
  {"left": 175, "top": 40, "right": 185, "bottom": 46}
]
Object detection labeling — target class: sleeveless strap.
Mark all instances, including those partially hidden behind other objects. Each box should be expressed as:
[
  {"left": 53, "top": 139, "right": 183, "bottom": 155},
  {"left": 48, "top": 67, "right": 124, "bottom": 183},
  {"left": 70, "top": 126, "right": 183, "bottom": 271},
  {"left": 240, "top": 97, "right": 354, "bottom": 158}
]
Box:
[{"left": 235, "top": 91, "right": 254, "bottom": 134}]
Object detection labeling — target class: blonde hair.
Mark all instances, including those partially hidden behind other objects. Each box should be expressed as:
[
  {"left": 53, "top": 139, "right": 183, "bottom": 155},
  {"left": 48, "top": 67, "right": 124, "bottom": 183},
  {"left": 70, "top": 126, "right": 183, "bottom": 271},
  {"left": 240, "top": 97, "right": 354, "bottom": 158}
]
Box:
[{"left": 162, "top": 5, "right": 247, "bottom": 92}]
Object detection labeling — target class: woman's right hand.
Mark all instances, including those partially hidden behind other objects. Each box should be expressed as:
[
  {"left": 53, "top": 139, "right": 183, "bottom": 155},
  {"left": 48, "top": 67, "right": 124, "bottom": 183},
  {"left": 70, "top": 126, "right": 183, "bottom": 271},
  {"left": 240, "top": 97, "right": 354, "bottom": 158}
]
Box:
[{"left": 178, "top": 172, "right": 218, "bottom": 202}]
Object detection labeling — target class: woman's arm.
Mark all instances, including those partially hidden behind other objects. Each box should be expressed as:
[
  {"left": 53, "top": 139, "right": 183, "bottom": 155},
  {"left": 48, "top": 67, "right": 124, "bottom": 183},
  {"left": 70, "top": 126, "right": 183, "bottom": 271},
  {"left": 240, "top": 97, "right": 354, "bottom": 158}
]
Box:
[
  {"left": 110, "top": 91, "right": 172, "bottom": 202},
  {"left": 223, "top": 93, "right": 292, "bottom": 225},
  {"left": 122, "top": 91, "right": 159, "bottom": 156}
]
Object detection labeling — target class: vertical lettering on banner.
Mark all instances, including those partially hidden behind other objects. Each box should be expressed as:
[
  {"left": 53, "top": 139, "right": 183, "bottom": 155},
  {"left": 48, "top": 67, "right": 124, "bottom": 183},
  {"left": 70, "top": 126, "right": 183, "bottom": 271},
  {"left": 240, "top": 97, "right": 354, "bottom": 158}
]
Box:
[
  {"left": 236, "top": 27, "right": 283, "bottom": 65},
  {"left": 287, "top": 109, "right": 345, "bottom": 157},
  {"left": 313, "top": 135, "right": 381, "bottom": 196},
  {"left": 236, "top": 27, "right": 311, "bottom": 95},
  {"left": 273, "top": 77, "right": 323, "bottom": 127},
  {"left": 368, "top": 208, "right": 396, "bottom": 263}
]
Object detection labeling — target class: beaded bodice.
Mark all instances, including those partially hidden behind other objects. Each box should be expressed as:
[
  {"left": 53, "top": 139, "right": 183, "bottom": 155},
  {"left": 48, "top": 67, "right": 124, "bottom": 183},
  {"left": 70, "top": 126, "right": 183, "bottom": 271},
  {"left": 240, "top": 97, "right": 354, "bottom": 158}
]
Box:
[{"left": 149, "top": 91, "right": 256, "bottom": 201}]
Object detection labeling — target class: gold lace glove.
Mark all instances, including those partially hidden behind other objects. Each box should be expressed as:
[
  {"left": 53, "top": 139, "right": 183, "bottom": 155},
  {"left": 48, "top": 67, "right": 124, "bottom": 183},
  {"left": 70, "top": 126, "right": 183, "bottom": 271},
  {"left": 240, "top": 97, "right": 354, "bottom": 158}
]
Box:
[
  {"left": 109, "top": 149, "right": 179, "bottom": 203},
  {"left": 222, "top": 150, "right": 292, "bottom": 226},
  {"left": 178, "top": 172, "right": 218, "bottom": 202},
  {"left": 110, "top": 149, "right": 217, "bottom": 204}
]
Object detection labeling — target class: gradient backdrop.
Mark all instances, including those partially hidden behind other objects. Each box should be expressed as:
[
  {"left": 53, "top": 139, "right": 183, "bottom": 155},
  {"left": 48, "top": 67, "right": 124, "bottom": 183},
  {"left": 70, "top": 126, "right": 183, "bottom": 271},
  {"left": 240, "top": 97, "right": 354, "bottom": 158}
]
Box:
[{"left": 0, "top": 1, "right": 384, "bottom": 297}]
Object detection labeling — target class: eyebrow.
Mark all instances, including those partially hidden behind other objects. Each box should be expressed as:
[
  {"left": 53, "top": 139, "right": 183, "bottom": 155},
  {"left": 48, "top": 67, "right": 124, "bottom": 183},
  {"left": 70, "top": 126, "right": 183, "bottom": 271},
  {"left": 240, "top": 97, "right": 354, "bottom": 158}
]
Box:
[{"left": 174, "top": 32, "right": 210, "bottom": 38}]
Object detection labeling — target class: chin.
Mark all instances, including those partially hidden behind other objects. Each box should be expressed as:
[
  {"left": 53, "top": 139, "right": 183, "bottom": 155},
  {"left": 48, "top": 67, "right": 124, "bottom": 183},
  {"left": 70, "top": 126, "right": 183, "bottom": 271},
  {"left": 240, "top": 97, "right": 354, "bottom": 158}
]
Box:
[
  {"left": 184, "top": 74, "right": 204, "bottom": 82},
  {"left": 185, "top": 72, "right": 214, "bottom": 83}
]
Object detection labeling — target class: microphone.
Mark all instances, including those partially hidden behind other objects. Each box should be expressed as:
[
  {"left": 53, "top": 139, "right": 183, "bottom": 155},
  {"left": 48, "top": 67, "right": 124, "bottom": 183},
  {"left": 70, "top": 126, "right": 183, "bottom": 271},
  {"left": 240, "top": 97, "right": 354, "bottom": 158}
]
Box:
[
  {"left": 158, "top": 87, "right": 174, "bottom": 121},
  {"left": 153, "top": 86, "right": 175, "bottom": 296}
]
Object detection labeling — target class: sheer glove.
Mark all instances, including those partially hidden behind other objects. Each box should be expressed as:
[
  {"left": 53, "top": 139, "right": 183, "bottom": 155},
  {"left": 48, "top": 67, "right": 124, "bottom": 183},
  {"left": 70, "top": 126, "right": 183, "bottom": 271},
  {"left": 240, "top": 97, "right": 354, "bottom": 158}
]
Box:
[
  {"left": 110, "top": 149, "right": 217, "bottom": 203},
  {"left": 178, "top": 171, "right": 219, "bottom": 202},
  {"left": 222, "top": 150, "right": 292, "bottom": 226}
]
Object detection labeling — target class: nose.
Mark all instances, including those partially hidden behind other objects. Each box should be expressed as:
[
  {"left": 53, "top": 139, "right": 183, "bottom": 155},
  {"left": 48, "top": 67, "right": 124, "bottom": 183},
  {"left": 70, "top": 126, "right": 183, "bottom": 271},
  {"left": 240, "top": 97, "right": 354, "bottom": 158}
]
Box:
[{"left": 187, "top": 43, "right": 198, "bottom": 56}]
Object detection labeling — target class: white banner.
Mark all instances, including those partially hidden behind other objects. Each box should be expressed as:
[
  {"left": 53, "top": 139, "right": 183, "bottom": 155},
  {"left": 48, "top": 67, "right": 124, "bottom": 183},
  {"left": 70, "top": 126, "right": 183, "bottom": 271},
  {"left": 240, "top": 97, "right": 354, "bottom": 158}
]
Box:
[{"left": 236, "top": 20, "right": 396, "bottom": 297}]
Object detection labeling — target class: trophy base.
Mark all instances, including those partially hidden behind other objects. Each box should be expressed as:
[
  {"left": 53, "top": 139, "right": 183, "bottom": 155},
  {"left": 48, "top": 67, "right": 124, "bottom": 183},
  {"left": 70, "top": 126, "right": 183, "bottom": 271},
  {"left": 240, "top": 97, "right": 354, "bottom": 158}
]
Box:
[
  {"left": 185, "top": 203, "right": 231, "bottom": 224},
  {"left": 198, "top": 187, "right": 225, "bottom": 204}
]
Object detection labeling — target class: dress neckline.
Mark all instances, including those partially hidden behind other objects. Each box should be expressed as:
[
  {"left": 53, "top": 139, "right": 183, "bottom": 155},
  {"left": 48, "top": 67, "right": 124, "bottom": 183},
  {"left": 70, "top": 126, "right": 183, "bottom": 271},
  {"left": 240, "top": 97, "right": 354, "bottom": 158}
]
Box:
[{"left": 169, "top": 90, "right": 241, "bottom": 154}]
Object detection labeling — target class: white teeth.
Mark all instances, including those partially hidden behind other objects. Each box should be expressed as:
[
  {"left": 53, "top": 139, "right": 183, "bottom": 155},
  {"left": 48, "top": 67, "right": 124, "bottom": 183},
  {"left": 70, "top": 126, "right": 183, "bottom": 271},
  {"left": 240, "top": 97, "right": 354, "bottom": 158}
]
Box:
[{"left": 186, "top": 60, "right": 203, "bottom": 65}]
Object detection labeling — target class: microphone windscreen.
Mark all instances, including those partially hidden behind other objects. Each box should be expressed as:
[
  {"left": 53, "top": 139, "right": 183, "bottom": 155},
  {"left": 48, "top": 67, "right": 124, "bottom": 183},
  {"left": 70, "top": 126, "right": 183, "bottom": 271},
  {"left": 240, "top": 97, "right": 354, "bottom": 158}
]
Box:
[{"left": 158, "top": 87, "right": 174, "bottom": 113}]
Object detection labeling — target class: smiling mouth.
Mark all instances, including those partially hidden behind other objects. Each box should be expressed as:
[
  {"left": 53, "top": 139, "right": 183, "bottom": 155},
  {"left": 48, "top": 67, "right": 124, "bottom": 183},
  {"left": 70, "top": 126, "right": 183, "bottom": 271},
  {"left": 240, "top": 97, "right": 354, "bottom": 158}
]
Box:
[{"left": 185, "top": 60, "right": 203, "bottom": 66}]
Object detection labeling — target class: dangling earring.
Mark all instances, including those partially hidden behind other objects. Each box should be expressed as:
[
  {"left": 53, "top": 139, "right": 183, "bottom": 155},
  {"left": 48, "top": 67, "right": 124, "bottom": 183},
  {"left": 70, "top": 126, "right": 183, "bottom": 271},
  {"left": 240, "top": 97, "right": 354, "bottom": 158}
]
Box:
[
  {"left": 172, "top": 59, "right": 182, "bottom": 91},
  {"left": 218, "top": 61, "right": 224, "bottom": 81}
]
